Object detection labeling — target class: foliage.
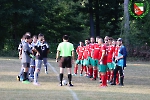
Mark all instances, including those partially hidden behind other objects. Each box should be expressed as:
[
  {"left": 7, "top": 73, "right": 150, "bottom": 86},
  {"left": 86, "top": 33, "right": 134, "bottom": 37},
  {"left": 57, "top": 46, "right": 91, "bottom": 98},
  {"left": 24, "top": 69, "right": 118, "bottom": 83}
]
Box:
[{"left": 0, "top": 0, "right": 150, "bottom": 58}]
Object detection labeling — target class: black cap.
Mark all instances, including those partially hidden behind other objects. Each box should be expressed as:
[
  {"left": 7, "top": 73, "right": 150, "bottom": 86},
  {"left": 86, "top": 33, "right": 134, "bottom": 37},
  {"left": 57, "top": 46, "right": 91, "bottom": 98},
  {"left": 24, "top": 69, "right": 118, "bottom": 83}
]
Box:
[{"left": 117, "top": 38, "right": 122, "bottom": 41}]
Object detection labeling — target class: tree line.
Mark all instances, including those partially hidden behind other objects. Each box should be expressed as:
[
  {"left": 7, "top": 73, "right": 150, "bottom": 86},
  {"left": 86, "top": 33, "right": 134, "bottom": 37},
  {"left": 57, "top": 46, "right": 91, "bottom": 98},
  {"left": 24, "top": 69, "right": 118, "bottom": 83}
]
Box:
[{"left": 0, "top": 0, "right": 150, "bottom": 58}]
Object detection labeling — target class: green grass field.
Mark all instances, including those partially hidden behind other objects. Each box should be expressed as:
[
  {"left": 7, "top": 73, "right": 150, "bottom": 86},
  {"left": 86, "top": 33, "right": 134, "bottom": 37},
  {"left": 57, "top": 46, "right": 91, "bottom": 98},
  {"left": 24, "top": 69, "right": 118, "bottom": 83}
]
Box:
[{"left": 0, "top": 57, "right": 150, "bottom": 100}]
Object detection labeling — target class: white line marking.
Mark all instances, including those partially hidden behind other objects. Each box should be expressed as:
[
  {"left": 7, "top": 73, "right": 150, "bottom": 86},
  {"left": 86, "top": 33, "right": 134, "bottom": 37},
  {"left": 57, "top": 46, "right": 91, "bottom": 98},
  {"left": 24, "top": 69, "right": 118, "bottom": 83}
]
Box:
[{"left": 48, "top": 62, "right": 79, "bottom": 100}]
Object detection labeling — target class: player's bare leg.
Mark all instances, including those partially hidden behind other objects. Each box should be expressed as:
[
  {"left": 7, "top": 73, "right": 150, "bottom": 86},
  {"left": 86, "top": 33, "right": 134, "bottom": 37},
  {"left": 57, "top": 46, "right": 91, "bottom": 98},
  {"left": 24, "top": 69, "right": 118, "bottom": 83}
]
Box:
[
  {"left": 80, "top": 65, "right": 84, "bottom": 76},
  {"left": 73, "top": 64, "right": 78, "bottom": 76}
]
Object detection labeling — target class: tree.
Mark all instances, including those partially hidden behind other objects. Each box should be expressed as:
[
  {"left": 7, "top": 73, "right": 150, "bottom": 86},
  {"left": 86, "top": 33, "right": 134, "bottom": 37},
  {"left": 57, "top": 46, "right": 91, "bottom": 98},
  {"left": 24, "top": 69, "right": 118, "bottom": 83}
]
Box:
[
  {"left": 123, "top": 0, "right": 130, "bottom": 47},
  {"left": 0, "top": 0, "right": 89, "bottom": 44}
]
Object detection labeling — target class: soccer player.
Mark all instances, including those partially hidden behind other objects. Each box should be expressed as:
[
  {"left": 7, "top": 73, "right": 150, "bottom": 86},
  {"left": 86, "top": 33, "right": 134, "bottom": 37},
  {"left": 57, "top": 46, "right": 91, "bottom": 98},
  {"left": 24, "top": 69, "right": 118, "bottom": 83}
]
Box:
[
  {"left": 29, "top": 35, "right": 37, "bottom": 79},
  {"left": 91, "top": 40, "right": 101, "bottom": 80},
  {"left": 17, "top": 33, "right": 31, "bottom": 81},
  {"left": 33, "top": 34, "right": 44, "bottom": 85},
  {"left": 111, "top": 38, "right": 127, "bottom": 86},
  {"left": 73, "top": 41, "right": 84, "bottom": 76},
  {"left": 56, "top": 35, "right": 75, "bottom": 86},
  {"left": 82, "top": 39, "right": 90, "bottom": 77},
  {"left": 41, "top": 38, "right": 50, "bottom": 74},
  {"left": 21, "top": 35, "right": 34, "bottom": 83},
  {"left": 87, "top": 37, "right": 95, "bottom": 78},
  {"left": 113, "top": 39, "right": 120, "bottom": 84},
  {"left": 107, "top": 37, "right": 115, "bottom": 83},
  {"left": 104, "top": 36, "right": 110, "bottom": 82},
  {"left": 98, "top": 38, "right": 108, "bottom": 87}
]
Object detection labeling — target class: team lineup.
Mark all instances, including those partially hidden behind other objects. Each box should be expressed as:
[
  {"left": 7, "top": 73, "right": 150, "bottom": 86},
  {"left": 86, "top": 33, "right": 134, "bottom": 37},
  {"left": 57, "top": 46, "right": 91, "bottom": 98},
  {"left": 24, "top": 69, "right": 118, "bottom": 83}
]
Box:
[
  {"left": 72, "top": 36, "right": 127, "bottom": 87},
  {"left": 17, "top": 32, "right": 127, "bottom": 87}
]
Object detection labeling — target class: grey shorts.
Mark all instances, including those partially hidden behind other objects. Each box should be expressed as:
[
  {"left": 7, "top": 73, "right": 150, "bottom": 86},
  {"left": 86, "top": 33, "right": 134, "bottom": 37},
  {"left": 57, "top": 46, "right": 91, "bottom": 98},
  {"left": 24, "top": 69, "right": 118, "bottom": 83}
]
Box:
[
  {"left": 35, "top": 60, "right": 42, "bottom": 70},
  {"left": 22, "top": 63, "right": 30, "bottom": 68},
  {"left": 30, "top": 58, "right": 35, "bottom": 67},
  {"left": 43, "top": 58, "right": 47, "bottom": 65}
]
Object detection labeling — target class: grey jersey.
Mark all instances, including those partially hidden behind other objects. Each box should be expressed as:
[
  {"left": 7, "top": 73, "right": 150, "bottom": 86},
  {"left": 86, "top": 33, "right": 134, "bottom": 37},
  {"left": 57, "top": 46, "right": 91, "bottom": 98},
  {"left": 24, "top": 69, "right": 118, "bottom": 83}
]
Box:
[
  {"left": 21, "top": 42, "right": 32, "bottom": 63},
  {"left": 18, "top": 40, "right": 25, "bottom": 51}
]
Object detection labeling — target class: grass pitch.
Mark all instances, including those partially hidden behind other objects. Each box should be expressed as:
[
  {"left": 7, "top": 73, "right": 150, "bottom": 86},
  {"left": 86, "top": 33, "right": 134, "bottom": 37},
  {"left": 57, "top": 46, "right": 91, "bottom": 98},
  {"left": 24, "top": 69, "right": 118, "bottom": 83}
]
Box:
[{"left": 0, "top": 57, "right": 150, "bottom": 100}]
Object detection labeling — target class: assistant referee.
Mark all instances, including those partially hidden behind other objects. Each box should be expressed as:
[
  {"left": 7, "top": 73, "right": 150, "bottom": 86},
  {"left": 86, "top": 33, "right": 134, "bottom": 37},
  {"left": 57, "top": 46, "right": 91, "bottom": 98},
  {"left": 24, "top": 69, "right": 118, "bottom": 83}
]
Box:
[{"left": 56, "top": 35, "right": 75, "bottom": 86}]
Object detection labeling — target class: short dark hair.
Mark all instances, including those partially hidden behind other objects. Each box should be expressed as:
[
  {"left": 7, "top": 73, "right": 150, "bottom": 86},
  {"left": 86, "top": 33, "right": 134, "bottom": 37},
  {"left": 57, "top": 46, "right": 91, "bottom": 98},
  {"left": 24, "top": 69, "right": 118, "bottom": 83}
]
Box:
[
  {"left": 108, "top": 37, "right": 113, "bottom": 40},
  {"left": 24, "top": 35, "right": 31, "bottom": 39},
  {"left": 38, "top": 33, "right": 44, "bottom": 37},
  {"left": 85, "top": 38, "right": 90, "bottom": 41},
  {"left": 79, "top": 41, "right": 84, "bottom": 43},
  {"left": 63, "top": 35, "right": 69, "bottom": 40}
]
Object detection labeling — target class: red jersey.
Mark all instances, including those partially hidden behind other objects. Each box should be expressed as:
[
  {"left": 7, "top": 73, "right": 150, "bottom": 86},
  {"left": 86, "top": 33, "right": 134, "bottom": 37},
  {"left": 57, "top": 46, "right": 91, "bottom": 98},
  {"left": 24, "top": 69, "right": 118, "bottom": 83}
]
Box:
[
  {"left": 83, "top": 45, "right": 89, "bottom": 59},
  {"left": 76, "top": 46, "right": 84, "bottom": 60},
  {"left": 107, "top": 45, "right": 115, "bottom": 63},
  {"left": 88, "top": 43, "right": 95, "bottom": 57},
  {"left": 99, "top": 44, "right": 107, "bottom": 65},
  {"left": 114, "top": 45, "right": 120, "bottom": 57},
  {"left": 92, "top": 43, "right": 101, "bottom": 60}
]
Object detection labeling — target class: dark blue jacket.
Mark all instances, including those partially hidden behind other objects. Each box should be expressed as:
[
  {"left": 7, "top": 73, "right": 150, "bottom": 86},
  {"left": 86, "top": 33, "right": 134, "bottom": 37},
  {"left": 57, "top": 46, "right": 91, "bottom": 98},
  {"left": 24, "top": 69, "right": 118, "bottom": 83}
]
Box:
[{"left": 117, "top": 45, "right": 127, "bottom": 67}]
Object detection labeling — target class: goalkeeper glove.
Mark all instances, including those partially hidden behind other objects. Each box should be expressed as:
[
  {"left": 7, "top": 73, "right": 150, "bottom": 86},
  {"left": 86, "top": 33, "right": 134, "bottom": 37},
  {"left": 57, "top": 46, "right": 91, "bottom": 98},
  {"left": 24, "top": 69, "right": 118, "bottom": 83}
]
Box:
[{"left": 30, "top": 54, "right": 35, "bottom": 59}]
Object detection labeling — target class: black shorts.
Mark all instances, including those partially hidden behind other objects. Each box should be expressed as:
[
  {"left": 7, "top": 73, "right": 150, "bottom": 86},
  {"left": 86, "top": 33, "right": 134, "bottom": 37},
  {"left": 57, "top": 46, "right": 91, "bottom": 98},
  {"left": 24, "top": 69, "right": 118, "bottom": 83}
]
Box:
[{"left": 59, "top": 56, "right": 72, "bottom": 68}]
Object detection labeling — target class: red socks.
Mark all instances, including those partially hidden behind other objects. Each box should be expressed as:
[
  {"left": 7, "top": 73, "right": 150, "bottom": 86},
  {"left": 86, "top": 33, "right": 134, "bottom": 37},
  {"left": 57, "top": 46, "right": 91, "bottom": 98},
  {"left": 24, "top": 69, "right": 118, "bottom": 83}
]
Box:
[
  {"left": 93, "top": 69, "right": 98, "bottom": 79},
  {"left": 100, "top": 74, "right": 107, "bottom": 87},
  {"left": 110, "top": 71, "right": 114, "bottom": 81},
  {"left": 106, "top": 71, "right": 110, "bottom": 81},
  {"left": 89, "top": 67, "right": 93, "bottom": 77},
  {"left": 74, "top": 64, "right": 78, "bottom": 74}
]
